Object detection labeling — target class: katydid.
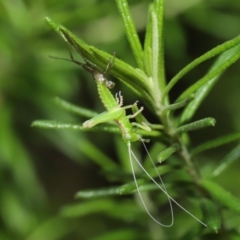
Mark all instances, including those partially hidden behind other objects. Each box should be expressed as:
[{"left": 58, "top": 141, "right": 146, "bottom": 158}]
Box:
[{"left": 54, "top": 27, "right": 207, "bottom": 227}]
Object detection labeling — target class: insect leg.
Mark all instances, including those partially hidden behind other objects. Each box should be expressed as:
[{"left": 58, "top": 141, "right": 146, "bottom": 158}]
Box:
[
  {"left": 83, "top": 108, "right": 124, "bottom": 128},
  {"left": 127, "top": 107, "right": 144, "bottom": 119}
]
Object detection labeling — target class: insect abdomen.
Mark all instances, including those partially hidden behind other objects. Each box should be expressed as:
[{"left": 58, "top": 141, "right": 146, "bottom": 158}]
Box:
[{"left": 97, "top": 83, "right": 118, "bottom": 110}]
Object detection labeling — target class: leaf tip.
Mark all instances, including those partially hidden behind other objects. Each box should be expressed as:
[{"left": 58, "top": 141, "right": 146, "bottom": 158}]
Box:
[
  {"left": 31, "top": 121, "right": 37, "bottom": 127},
  {"left": 44, "top": 16, "right": 59, "bottom": 31},
  {"left": 208, "top": 117, "right": 216, "bottom": 127}
]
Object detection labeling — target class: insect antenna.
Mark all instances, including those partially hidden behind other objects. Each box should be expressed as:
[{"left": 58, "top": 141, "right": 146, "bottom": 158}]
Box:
[
  {"left": 127, "top": 141, "right": 174, "bottom": 227},
  {"left": 49, "top": 55, "right": 96, "bottom": 74},
  {"left": 128, "top": 140, "right": 207, "bottom": 227}
]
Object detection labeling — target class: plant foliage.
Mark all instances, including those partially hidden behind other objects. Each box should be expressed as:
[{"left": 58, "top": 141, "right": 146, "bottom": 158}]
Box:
[{"left": 1, "top": 0, "right": 240, "bottom": 239}]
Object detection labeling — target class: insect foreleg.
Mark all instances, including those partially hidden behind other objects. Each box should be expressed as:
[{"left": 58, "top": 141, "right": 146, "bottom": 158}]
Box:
[{"left": 83, "top": 108, "right": 124, "bottom": 128}]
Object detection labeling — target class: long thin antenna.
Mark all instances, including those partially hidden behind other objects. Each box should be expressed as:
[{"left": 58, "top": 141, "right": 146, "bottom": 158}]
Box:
[
  {"left": 128, "top": 141, "right": 207, "bottom": 227},
  {"left": 128, "top": 141, "right": 174, "bottom": 227}
]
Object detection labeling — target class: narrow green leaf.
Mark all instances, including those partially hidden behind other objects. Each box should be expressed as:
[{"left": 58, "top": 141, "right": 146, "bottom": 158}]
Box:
[
  {"left": 136, "top": 128, "right": 162, "bottom": 137},
  {"left": 176, "top": 118, "right": 216, "bottom": 134},
  {"left": 180, "top": 45, "right": 240, "bottom": 123},
  {"left": 192, "top": 131, "right": 240, "bottom": 156},
  {"left": 120, "top": 182, "right": 158, "bottom": 195},
  {"left": 211, "top": 145, "right": 240, "bottom": 178},
  {"left": 162, "top": 35, "right": 240, "bottom": 100},
  {"left": 32, "top": 120, "right": 161, "bottom": 138},
  {"left": 162, "top": 94, "right": 194, "bottom": 115},
  {"left": 61, "top": 199, "right": 116, "bottom": 218},
  {"left": 115, "top": 0, "right": 144, "bottom": 69},
  {"left": 78, "top": 139, "right": 118, "bottom": 170},
  {"left": 32, "top": 120, "right": 120, "bottom": 133},
  {"left": 154, "top": 0, "right": 165, "bottom": 91},
  {"left": 200, "top": 179, "right": 240, "bottom": 215},
  {"left": 45, "top": 17, "right": 153, "bottom": 105},
  {"left": 143, "top": 4, "right": 153, "bottom": 76},
  {"left": 75, "top": 182, "right": 159, "bottom": 197},
  {"left": 120, "top": 179, "right": 145, "bottom": 194},
  {"left": 75, "top": 187, "right": 120, "bottom": 198},
  {"left": 53, "top": 97, "right": 97, "bottom": 118},
  {"left": 177, "top": 44, "right": 240, "bottom": 101},
  {"left": 45, "top": 16, "right": 59, "bottom": 32},
  {"left": 32, "top": 119, "right": 161, "bottom": 139},
  {"left": 200, "top": 198, "right": 221, "bottom": 233},
  {"left": 26, "top": 217, "right": 73, "bottom": 240},
  {"left": 157, "top": 144, "right": 180, "bottom": 163},
  {"left": 150, "top": 9, "right": 165, "bottom": 107}
]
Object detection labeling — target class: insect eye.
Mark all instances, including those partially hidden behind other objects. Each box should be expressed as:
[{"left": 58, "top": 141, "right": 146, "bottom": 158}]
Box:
[{"left": 105, "top": 80, "right": 115, "bottom": 89}]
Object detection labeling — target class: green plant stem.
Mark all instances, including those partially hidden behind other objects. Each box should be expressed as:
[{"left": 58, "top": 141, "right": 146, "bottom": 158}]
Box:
[
  {"left": 159, "top": 113, "right": 201, "bottom": 184},
  {"left": 178, "top": 139, "right": 200, "bottom": 183}
]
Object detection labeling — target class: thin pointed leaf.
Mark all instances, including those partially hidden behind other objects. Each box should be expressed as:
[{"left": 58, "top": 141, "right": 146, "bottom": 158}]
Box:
[
  {"left": 157, "top": 144, "right": 180, "bottom": 163},
  {"left": 135, "top": 129, "right": 162, "bottom": 137},
  {"left": 32, "top": 120, "right": 161, "bottom": 137},
  {"left": 78, "top": 139, "right": 118, "bottom": 170},
  {"left": 61, "top": 199, "right": 116, "bottom": 218},
  {"left": 45, "top": 17, "right": 153, "bottom": 105},
  {"left": 211, "top": 145, "right": 240, "bottom": 178},
  {"left": 32, "top": 120, "right": 120, "bottom": 133},
  {"left": 162, "top": 35, "right": 240, "bottom": 99},
  {"left": 176, "top": 118, "right": 216, "bottom": 134},
  {"left": 26, "top": 217, "right": 73, "bottom": 240},
  {"left": 53, "top": 97, "right": 98, "bottom": 118},
  {"left": 200, "top": 179, "right": 240, "bottom": 215},
  {"left": 162, "top": 94, "right": 194, "bottom": 115},
  {"left": 177, "top": 44, "right": 240, "bottom": 102},
  {"left": 149, "top": 8, "right": 165, "bottom": 106},
  {"left": 115, "top": 0, "right": 144, "bottom": 69},
  {"left": 180, "top": 45, "right": 240, "bottom": 123},
  {"left": 120, "top": 181, "right": 160, "bottom": 195},
  {"left": 154, "top": 0, "right": 165, "bottom": 91},
  {"left": 192, "top": 131, "right": 240, "bottom": 156},
  {"left": 200, "top": 198, "right": 221, "bottom": 233},
  {"left": 143, "top": 4, "right": 153, "bottom": 76},
  {"left": 75, "top": 187, "right": 120, "bottom": 198},
  {"left": 75, "top": 182, "right": 158, "bottom": 198}
]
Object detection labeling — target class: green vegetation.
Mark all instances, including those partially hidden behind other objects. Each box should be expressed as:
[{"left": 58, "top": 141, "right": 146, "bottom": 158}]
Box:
[{"left": 1, "top": 0, "right": 240, "bottom": 239}]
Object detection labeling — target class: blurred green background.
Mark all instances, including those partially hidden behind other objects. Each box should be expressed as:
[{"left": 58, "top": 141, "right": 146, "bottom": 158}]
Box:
[{"left": 1, "top": 0, "right": 240, "bottom": 239}]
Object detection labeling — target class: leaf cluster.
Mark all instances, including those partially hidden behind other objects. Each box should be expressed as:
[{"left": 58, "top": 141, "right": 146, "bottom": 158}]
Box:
[{"left": 30, "top": 0, "right": 240, "bottom": 239}]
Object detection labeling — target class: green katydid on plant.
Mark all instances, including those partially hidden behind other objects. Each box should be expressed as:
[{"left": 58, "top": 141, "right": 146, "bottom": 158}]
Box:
[{"left": 32, "top": 0, "right": 240, "bottom": 238}]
